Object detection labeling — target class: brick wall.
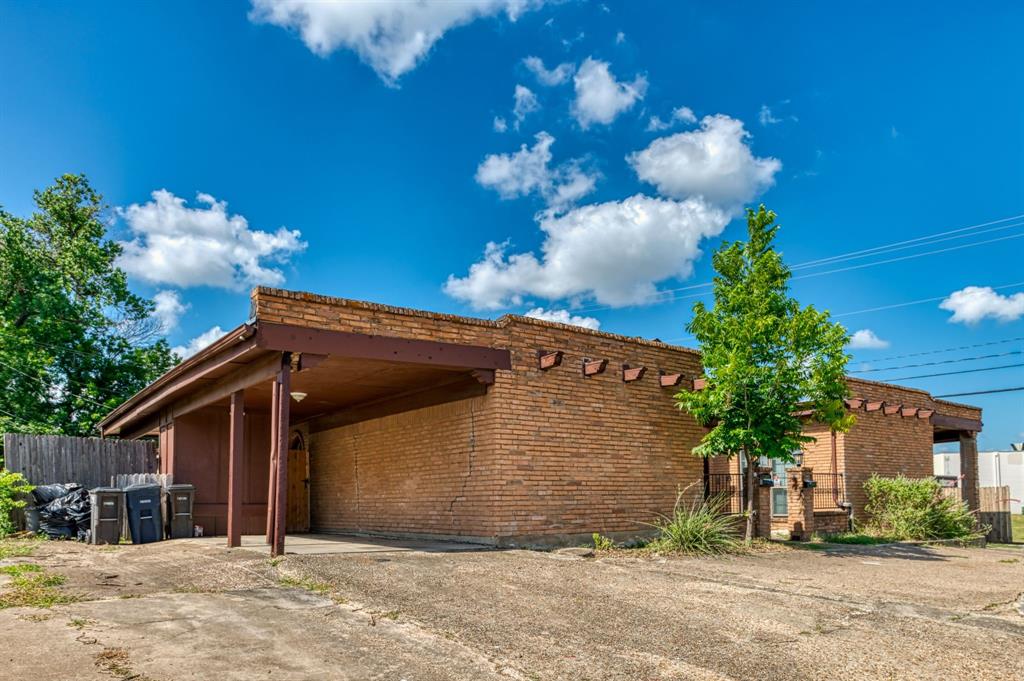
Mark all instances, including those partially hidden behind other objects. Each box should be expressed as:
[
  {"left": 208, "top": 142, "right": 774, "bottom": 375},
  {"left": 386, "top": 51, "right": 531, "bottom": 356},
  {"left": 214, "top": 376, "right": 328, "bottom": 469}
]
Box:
[{"left": 246, "top": 287, "right": 981, "bottom": 544}]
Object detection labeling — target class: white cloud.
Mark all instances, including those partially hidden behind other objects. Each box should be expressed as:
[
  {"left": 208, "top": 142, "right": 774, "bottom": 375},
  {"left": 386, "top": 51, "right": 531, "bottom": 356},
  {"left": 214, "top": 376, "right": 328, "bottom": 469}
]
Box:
[
  {"left": 152, "top": 290, "right": 189, "bottom": 334},
  {"left": 172, "top": 325, "right": 225, "bottom": 359},
  {"left": 524, "top": 307, "right": 601, "bottom": 330},
  {"left": 117, "top": 190, "right": 306, "bottom": 290},
  {"left": 522, "top": 56, "right": 573, "bottom": 86},
  {"left": 758, "top": 104, "right": 781, "bottom": 126},
  {"left": 646, "top": 106, "right": 697, "bottom": 132},
  {"left": 939, "top": 286, "right": 1024, "bottom": 324},
  {"left": 628, "top": 114, "right": 781, "bottom": 208},
  {"left": 475, "top": 132, "right": 597, "bottom": 211},
  {"left": 444, "top": 195, "right": 729, "bottom": 309},
  {"left": 493, "top": 116, "right": 508, "bottom": 133},
  {"left": 249, "top": 0, "right": 544, "bottom": 85},
  {"left": 571, "top": 57, "right": 647, "bottom": 129},
  {"left": 615, "top": 31, "right": 625, "bottom": 44},
  {"left": 848, "top": 329, "right": 890, "bottom": 350},
  {"left": 512, "top": 84, "right": 540, "bottom": 127}
]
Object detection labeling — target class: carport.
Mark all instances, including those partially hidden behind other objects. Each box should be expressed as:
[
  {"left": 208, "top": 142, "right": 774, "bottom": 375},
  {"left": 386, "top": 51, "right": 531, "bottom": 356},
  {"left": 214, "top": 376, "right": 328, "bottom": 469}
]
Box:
[{"left": 98, "top": 321, "right": 511, "bottom": 556}]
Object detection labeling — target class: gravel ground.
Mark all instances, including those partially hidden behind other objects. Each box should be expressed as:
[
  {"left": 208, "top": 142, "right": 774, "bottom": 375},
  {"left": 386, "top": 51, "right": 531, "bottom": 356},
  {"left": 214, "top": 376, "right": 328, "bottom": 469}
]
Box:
[{"left": 0, "top": 538, "right": 1021, "bottom": 680}]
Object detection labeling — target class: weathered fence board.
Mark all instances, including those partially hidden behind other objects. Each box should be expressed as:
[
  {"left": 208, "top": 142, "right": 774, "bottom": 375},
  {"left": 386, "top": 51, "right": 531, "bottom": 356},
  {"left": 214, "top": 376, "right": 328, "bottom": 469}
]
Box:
[
  {"left": 3, "top": 433, "right": 157, "bottom": 489},
  {"left": 979, "top": 485, "right": 1012, "bottom": 543}
]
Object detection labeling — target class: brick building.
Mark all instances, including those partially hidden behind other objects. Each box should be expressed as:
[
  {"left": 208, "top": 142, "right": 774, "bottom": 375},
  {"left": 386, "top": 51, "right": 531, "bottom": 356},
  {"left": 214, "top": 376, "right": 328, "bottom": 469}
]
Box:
[{"left": 98, "top": 288, "right": 983, "bottom": 553}]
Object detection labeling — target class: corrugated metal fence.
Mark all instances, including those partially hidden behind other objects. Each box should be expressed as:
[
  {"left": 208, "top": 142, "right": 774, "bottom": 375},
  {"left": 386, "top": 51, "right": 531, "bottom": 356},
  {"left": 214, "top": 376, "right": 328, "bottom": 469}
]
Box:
[{"left": 2, "top": 433, "right": 157, "bottom": 488}]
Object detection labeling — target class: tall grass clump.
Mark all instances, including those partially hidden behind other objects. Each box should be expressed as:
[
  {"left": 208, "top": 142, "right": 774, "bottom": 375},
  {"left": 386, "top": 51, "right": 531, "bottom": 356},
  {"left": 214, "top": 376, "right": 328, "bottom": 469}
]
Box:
[
  {"left": 647, "top": 486, "right": 742, "bottom": 555},
  {"left": 863, "top": 475, "right": 981, "bottom": 540},
  {"left": 0, "top": 470, "right": 33, "bottom": 538}
]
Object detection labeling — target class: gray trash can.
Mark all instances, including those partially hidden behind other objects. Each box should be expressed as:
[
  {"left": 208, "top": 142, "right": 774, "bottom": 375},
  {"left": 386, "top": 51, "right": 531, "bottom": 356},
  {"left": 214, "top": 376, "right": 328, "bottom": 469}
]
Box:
[
  {"left": 89, "top": 488, "right": 125, "bottom": 545},
  {"left": 125, "top": 484, "right": 163, "bottom": 544},
  {"left": 164, "top": 484, "right": 195, "bottom": 539}
]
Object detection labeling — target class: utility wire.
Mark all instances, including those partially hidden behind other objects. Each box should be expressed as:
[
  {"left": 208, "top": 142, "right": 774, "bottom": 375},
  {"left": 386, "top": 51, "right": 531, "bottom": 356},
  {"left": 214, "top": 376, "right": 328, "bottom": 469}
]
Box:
[
  {"left": 849, "top": 350, "right": 1023, "bottom": 374},
  {"left": 933, "top": 386, "right": 1024, "bottom": 398},
  {"left": 0, "top": 356, "right": 112, "bottom": 409},
  {"left": 850, "top": 335, "right": 1024, "bottom": 364},
  {"left": 571, "top": 229, "right": 1024, "bottom": 314},
  {"left": 882, "top": 362, "right": 1024, "bottom": 382}
]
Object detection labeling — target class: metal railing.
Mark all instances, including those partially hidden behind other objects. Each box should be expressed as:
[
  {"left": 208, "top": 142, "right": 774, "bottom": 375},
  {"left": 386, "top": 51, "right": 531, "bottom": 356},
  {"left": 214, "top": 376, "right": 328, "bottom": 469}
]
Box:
[
  {"left": 704, "top": 473, "right": 745, "bottom": 514},
  {"left": 811, "top": 472, "right": 846, "bottom": 511}
]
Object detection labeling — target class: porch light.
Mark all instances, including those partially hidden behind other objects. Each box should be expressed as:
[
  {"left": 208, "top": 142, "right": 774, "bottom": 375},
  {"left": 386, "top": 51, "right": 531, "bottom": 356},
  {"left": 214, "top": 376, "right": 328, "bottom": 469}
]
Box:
[{"left": 290, "top": 392, "right": 308, "bottom": 403}]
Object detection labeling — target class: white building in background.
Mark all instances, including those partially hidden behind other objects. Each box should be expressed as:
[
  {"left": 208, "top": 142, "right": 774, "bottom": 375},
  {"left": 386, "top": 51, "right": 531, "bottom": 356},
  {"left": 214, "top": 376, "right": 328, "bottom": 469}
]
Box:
[{"left": 934, "top": 445, "right": 1024, "bottom": 514}]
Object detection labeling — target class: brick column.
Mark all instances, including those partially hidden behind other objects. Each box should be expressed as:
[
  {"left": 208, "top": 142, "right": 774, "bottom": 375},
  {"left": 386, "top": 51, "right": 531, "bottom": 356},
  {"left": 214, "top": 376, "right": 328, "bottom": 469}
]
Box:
[
  {"left": 959, "top": 432, "right": 980, "bottom": 516},
  {"left": 754, "top": 466, "right": 773, "bottom": 539},
  {"left": 786, "top": 466, "right": 815, "bottom": 541}
]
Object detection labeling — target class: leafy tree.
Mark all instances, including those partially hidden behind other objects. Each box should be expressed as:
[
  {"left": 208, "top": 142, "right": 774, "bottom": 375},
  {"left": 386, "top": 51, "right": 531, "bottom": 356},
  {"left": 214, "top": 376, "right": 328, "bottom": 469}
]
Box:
[
  {"left": 677, "top": 206, "right": 853, "bottom": 541},
  {"left": 0, "top": 174, "right": 178, "bottom": 439}
]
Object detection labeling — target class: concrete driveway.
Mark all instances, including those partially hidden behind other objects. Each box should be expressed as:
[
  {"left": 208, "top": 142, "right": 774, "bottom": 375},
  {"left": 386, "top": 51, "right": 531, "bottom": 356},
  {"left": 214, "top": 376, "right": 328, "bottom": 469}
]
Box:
[{"left": 0, "top": 538, "right": 1021, "bottom": 680}]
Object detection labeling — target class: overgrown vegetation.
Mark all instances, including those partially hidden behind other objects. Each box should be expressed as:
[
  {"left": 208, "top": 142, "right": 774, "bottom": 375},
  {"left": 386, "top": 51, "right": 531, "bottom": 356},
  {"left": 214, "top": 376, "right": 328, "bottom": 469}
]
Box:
[
  {"left": 592, "top": 533, "right": 614, "bottom": 551},
  {"left": 0, "top": 470, "right": 33, "bottom": 538},
  {"left": 862, "top": 475, "right": 981, "bottom": 540},
  {"left": 0, "top": 537, "right": 41, "bottom": 559},
  {"left": 0, "top": 566, "right": 74, "bottom": 609},
  {"left": 645, "top": 489, "right": 742, "bottom": 555},
  {"left": 816, "top": 532, "right": 893, "bottom": 545}
]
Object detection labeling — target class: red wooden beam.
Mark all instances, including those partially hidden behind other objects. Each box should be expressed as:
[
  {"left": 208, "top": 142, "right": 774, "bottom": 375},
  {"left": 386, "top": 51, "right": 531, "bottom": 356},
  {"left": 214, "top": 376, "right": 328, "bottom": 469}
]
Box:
[
  {"left": 692, "top": 377, "right": 707, "bottom": 391},
  {"left": 883, "top": 403, "right": 901, "bottom": 416},
  {"left": 864, "top": 400, "right": 883, "bottom": 412},
  {"left": 622, "top": 365, "right": 646, "bottom": 382},
  {"left": 917, "top": 408, "right": 935, "bottom": 419},
  {"left": 659, "top": 373, "right": 683, "bottom": 388},
  {"left": 582, "top": 359, "right": 608, "bottom": 377},
  {"left": 900, "top": 406, "right": 919, "bottom": 418},
  {"left": 844, "top": 398, "right": 865, "bottom": 410},
  {"left": 538, "top": 350, "right": 563, "bottom": 370},
  {"left": 227, "top": 390, "right": 244, "bottom": 549},
  {"left": 257, "top": 321, "right": 511, "bottom": 371}
]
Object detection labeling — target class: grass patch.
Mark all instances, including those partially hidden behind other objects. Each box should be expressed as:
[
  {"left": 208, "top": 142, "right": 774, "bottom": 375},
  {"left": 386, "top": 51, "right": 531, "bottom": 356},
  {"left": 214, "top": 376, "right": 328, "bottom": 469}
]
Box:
[
  {"left": 998, "top": 558, "right": 1019, "bottom": 564},
  {"left": 279, "top": 575, "right": 331, "bottom": 594},
  {"left": 0, "top": 563, "right": 43, "bottom": 576},
  {"left": 0, "top": 569, "right": 74, "bottom": 609},
  {"left": 645, "top": 487, "right": 742, "bottom": 556},
  {"left": 0, "top": 538, "right": 41, "bottom": 560}
]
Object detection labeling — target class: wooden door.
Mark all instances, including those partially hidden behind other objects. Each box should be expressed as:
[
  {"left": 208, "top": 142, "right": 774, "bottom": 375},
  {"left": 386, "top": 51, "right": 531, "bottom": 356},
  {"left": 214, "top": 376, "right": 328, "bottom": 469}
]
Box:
[{"left": 286, "top": 449, "right": 310, "bottom": 533}]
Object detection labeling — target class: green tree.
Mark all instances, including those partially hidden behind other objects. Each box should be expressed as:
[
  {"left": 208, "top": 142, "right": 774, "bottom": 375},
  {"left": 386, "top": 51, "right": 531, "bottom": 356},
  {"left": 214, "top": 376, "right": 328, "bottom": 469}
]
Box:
[
  {"left": 677, "top": 206, "right": 853, "bottom": 542},
  {"left": 0, "top": 174, "right": 178, "bottom": 439}
]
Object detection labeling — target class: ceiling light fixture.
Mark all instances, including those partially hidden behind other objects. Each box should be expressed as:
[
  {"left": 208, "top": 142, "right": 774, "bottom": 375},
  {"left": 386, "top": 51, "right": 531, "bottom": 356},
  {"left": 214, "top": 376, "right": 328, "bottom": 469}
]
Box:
[{"left": 290, "top": 392, "right": 307, "bottom": 403}]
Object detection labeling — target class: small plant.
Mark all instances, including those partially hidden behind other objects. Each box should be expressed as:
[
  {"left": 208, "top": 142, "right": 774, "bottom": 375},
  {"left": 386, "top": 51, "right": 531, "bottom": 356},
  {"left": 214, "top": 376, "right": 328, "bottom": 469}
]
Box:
[
  {"left": 863, "top": 475, "right": 983, "bottom": 540},
  {"left": 0, "top": 470, "right": 34, "bottom": 538},
  {"left": 592, "top": 533, "right": 615, "bottom": 551},
  {"left": 645, "top": 486, "right": 742, "bottom": 555},
  {"left": 279, "top": 575, "right": 331, "bottom": 594}
]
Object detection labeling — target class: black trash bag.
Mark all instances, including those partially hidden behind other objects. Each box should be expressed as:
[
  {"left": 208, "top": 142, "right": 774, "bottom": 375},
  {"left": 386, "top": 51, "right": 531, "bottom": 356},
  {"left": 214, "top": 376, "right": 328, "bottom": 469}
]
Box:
[
  {"left": 30, "top": 483, "right": 82, "bottom": 506},
  {"left": 38, "top": 488, "right": 91, "bottom": 541}
]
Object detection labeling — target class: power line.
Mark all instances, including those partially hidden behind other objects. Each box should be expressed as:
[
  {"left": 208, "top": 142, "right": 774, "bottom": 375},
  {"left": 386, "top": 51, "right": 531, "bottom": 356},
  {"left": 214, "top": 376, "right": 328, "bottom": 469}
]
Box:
[
  {"left": 933, "top": 386, "right": 1024, "bottom": 398},
  {"left": 850, "top": 335, "right": 1024, "bottom": 364},
  {"left": 0, "top": 356, "right": 112, "bottom": 409},
  {"left": 793, "top": 213, "right": 1024, "bottom": 269},
  {"left": 570, "top": 229, "right": 1024, "bottom": 315},
  {"left": 849, "top": 350, "right": 1023, "bottom": 374},
  {"left": 833, "top": 282, "right": 1024, "bottom": 319},
  {"left": 882, "top": 362, "right": 1024, "bottom": 382}
]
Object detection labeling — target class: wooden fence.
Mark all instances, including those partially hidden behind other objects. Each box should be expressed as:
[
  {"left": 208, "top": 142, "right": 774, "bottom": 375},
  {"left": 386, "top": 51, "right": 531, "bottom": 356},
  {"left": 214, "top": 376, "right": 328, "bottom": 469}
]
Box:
[
  {"left": 980, "top": 485, "right": 1012, "bottom": 544},
  {"left": 2, "top": 433, "right": 157, "bottom": 489}
]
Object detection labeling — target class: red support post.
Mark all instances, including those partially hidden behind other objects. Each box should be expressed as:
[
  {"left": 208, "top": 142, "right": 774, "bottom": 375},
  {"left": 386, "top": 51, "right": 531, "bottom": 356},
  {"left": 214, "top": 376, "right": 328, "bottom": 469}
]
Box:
[
  {"left": 271, "top": 359, "right": 291, "bottom": 558},
  {"left": 265, "top": 362, "right": 280, "bottom": 545},
  {"left": 227, "top": 390, "right": 244, "bottom": 548}
]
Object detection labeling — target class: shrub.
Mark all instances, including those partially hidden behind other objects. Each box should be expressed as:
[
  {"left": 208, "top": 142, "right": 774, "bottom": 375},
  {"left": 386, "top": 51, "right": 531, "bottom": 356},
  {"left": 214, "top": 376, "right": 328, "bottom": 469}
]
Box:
[
  {"left": 0, "top": 470, "right": 33, "bottom": 538},
  {"left": 592, "top": 533, "right": 615, "bottom": 551},
  {"left": 863, "top": 475, "right": 980, "bottom": 540},
  {"left": 646, "top": 487, "right": 742, "bottom": 555}
]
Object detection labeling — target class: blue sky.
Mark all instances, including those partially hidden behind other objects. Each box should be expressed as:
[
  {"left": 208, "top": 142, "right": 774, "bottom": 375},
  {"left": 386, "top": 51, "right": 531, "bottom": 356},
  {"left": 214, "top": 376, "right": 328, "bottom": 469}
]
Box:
[{"left": 1, "top": 1, "right": 1022, "bottom": 449}]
